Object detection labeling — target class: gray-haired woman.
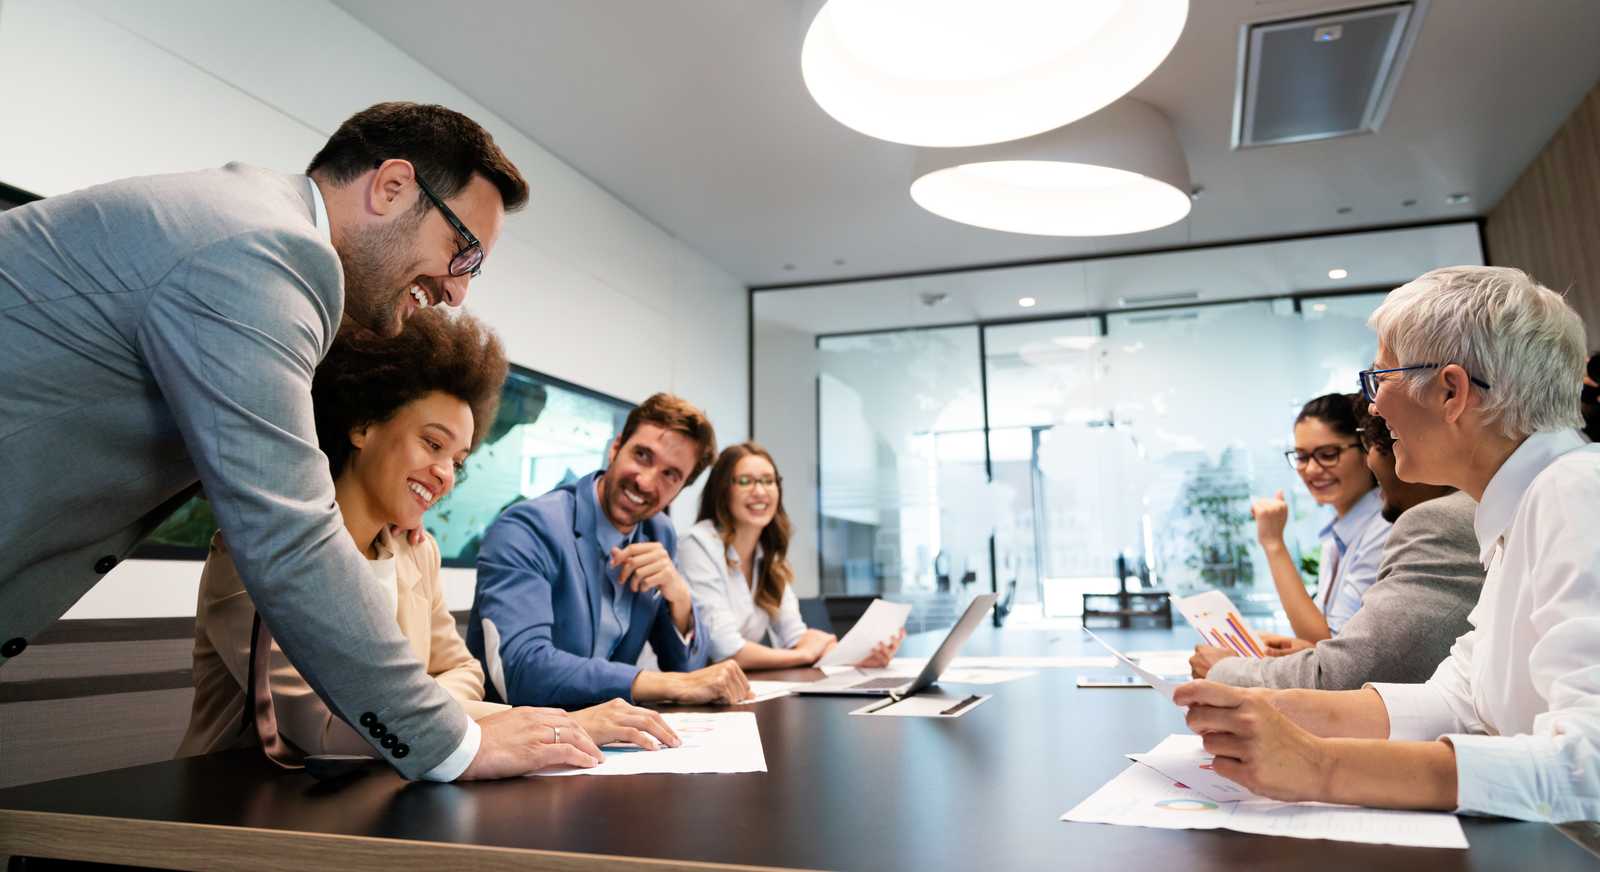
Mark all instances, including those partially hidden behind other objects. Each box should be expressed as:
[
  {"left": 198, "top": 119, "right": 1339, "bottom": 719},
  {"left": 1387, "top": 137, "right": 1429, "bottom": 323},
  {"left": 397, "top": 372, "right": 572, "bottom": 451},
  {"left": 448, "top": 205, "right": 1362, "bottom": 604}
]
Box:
[{"left": 1171, "top": 266, "right": 1599, "bottom": 823}]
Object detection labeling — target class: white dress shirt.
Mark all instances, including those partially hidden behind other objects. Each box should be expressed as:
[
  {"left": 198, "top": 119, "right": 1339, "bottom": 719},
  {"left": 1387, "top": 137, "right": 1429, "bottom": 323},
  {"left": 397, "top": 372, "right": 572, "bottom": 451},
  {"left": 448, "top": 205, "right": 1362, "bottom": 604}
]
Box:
[
  {"left": 679, "top": 519, "right": 808, "bottom": 662},
  {"left": 1370, "top": 429, "right": 1600, "bottom": 822},
  {"left": 1313, "top": 488, "right": 1390, "bottom": 635},
  {"left": 306, "top": 178, "right": 480, "bottom": 783}
]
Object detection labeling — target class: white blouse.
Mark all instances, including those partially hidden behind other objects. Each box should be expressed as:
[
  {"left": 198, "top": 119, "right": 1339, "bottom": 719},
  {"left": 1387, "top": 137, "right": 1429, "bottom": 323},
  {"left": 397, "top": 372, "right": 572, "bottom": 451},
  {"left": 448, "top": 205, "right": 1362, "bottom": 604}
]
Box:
[
  {"left": 1371, "top": 429, "right": 1600, "bottom": 823},
  {"left": 679, "top": 519, "right": 808, "bottom": 663}
]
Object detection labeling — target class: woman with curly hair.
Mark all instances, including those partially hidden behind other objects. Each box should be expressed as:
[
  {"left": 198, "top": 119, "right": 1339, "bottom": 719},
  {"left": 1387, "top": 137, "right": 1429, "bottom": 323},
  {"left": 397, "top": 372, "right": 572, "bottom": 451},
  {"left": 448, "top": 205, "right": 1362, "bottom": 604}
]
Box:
[
  {"left": 179, "top": 310, "right": 670, "bottom": 763},
  {"left": 680, "top": 442, "right": 902, "bottom": 670}
]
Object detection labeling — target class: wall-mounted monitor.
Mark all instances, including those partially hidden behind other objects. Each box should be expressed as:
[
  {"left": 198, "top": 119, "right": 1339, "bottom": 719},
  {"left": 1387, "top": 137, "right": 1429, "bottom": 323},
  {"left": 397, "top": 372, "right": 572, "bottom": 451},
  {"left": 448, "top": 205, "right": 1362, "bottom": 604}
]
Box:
[{"left": 135, "top": 365, "right": 633, "bottom": 567}]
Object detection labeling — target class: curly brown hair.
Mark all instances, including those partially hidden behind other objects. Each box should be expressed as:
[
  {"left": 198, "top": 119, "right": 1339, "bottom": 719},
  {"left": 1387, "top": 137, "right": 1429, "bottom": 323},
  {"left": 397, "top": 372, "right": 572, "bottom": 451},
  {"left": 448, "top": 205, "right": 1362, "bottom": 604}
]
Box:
[
  {"left": 313, "top": 309, "right": 508, "bottom": 479},
  {"left": 696, "top": 442, "right": 792, "bottom": 618},
  {"left": 617, "top": 393, "right": 717, "bottom": 485}
]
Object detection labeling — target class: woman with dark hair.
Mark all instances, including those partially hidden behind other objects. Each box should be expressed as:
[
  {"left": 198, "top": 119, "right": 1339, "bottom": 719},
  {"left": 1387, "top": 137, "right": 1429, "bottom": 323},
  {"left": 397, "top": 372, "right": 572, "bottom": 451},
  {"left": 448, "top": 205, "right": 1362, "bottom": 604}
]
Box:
[
  {"left": 680, "top": 442, "right": 903, "bottom": 670},
  {"left": 1251, "top": 392, "right": 1391, "bottom": 647},
  {"left": 179, "top": 310, "right": 667, "bottom": 764}
]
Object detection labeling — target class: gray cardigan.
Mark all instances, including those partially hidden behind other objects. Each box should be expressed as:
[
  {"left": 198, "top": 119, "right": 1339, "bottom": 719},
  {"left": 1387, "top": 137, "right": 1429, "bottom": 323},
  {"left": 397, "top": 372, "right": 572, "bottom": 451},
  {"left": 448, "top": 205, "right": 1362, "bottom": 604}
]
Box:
[{"left": 1209, "top": 490, "right": 1483, "bottom": 690}]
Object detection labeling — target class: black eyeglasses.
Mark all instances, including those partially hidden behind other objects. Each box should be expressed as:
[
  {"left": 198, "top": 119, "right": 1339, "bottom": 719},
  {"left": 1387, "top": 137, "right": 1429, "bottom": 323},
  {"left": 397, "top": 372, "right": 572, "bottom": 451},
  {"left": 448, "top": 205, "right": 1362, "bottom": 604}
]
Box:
[
  {"left": 1358, "top": 364, "right": 1491, "bottom": 403},
  {"left": 413, "top": 173, "right": 485, "bottom": 278},
  {"left": 1284, "top": 443, "right": 1361, "bottom": 470},
  {"left": 734, "top": 474, "right": 781, "bottom": 491}
]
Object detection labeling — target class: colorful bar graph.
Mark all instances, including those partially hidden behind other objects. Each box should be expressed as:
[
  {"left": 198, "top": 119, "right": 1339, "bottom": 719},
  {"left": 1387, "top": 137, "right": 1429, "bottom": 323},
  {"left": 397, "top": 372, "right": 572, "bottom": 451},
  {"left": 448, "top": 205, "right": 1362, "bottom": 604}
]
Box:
[{"left": 1225, "top": 613, "right": 1265, "bottom": 657}]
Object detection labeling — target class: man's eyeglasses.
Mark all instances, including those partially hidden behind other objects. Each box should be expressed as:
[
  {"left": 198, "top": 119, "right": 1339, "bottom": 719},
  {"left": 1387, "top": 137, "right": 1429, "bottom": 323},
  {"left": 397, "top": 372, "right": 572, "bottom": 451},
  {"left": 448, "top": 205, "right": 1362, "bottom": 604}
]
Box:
[
  {"left": 1358, "top": 364, "right": 1491, "bottom": 403},
  {"left": 734, "top": 474, "right": 781, "bottom": 491},
  {"left": 1284, "top": 443, "right": 1361, "bottom": 470},
  {"left": 413, "top": 173, "right": 485, "bottom": 278}
]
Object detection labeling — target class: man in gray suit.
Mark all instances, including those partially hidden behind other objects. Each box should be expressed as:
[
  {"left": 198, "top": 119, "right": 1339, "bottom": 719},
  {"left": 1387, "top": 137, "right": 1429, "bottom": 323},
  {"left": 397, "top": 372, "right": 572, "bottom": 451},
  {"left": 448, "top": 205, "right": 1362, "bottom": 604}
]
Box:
[
  {"left": 0, "top": 102, "right": 604, "bottom": 780},
  {"left": 1191, "top": 415, "right": 1484, "bottom": 689}
]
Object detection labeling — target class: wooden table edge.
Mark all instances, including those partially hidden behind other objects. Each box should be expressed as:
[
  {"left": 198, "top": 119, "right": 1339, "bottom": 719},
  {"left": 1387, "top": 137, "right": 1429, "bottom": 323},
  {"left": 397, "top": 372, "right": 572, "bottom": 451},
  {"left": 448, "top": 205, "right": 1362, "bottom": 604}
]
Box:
[{"left": 0, "top": 808, "right": 822, "bottom": 872}]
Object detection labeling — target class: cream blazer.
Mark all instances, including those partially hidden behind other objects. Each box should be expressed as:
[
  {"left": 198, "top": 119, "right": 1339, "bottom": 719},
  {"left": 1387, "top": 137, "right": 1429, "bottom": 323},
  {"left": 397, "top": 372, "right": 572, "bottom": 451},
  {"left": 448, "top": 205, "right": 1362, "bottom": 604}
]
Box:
[{"left": 176, "top": 528, "right": 506, "bottom": 760}]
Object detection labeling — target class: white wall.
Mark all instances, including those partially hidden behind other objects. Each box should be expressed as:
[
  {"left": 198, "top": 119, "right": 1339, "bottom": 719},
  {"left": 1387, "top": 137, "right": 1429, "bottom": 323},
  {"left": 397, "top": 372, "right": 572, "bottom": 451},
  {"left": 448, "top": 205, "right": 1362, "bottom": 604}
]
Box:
[
  {"left": 752, "top": 317, "right": 820, "bottom": 597},
  {"left": 0, "top": 0, "right": 747, "bottom": 617}
]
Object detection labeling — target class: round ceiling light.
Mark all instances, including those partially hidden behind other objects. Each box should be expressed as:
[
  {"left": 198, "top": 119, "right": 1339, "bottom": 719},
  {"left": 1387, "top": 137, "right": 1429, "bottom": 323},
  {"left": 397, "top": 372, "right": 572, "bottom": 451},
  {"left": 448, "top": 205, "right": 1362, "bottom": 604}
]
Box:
[
  {"left": 801, "top": 0, "right": 1189, "bottom": 147},
  {"left": 910, "top": 99, "right": 1192, "bottom": 236}
]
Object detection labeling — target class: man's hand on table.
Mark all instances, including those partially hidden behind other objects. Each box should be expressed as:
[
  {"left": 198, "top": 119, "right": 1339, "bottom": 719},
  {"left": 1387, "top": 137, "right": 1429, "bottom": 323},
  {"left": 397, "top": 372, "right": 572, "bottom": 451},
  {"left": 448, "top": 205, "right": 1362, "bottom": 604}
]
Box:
[{"left": 458, "top": 707, "right": 602, "bottom": 780}]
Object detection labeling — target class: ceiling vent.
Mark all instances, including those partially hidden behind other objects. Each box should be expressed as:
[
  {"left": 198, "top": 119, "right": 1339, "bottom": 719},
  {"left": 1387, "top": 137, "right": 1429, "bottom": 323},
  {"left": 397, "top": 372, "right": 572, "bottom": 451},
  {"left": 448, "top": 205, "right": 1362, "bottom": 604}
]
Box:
[{"left": 1233, "top": 2, "right": 1426, "bottom": 148}]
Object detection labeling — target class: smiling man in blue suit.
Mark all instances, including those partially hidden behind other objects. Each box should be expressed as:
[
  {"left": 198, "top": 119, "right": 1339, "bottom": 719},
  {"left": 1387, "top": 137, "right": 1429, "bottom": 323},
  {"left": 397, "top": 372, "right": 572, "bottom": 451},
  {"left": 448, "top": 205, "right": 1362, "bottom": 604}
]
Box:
[{"left": 469, "top": 393, "right": 751, "bottom": 709}]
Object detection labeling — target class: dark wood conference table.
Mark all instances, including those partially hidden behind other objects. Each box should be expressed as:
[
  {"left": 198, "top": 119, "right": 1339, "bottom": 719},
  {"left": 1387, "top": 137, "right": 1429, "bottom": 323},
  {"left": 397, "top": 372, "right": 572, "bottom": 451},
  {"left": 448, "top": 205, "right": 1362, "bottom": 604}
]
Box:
[{"left": 1, "top": 624, "right": 1594, "bottom": 871}]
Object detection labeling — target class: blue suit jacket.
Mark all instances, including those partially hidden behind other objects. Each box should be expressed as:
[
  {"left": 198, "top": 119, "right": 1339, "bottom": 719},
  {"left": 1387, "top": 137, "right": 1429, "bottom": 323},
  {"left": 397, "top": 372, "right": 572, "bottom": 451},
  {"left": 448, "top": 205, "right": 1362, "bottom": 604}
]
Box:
[{"left": 468, "top": 471, "right": 708, "bottom": 708}]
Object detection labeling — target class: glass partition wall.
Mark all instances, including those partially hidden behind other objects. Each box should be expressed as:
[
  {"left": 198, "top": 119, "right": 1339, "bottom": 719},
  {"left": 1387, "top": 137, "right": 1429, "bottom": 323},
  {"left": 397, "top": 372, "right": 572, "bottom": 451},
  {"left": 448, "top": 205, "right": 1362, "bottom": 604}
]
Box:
[{"left": 816, "top": 294, "right": 1386, "bottom": 615}]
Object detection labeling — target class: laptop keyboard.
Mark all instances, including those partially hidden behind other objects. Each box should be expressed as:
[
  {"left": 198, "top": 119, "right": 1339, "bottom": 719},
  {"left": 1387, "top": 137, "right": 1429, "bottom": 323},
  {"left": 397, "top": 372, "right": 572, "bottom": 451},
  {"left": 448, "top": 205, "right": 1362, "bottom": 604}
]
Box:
[{"left": 849, "top": 676, "right": 911, "bottom": 691}]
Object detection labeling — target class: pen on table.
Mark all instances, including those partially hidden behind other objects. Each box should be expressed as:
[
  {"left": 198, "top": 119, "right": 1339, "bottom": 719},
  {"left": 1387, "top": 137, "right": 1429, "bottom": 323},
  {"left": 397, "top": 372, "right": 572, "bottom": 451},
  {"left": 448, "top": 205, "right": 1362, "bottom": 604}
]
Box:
[{"left": 940, "top": 694, "right": 982, "bottom": 716}]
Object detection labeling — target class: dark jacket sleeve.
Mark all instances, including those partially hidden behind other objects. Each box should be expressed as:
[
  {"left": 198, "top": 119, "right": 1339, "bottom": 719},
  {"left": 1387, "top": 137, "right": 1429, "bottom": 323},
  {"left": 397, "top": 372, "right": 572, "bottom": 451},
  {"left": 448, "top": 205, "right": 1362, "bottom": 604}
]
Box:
[{"left": 1209, "top": 493, "right": 1483, "bottom": 690}]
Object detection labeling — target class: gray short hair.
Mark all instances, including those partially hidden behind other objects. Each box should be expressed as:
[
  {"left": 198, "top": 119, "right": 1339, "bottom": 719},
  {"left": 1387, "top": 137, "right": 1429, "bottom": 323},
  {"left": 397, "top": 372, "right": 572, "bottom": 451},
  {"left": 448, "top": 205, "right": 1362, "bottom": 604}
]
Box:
[{"left": 1369, "top": 266, "right": 1586, "bottom": 440}]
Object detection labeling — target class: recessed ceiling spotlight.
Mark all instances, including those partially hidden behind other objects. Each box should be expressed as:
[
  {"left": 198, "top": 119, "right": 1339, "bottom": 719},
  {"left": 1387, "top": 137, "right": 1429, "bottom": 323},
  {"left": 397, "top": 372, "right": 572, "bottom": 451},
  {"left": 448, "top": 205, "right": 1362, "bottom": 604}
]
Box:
[
  {"left": 1328, "top": 268, "right": 1349, "bottom": 280},
  {"left": 1401, "top": 198, "right": 1418, "bottom": 207},
  {"left": 833, "top": 258, "right": 847, "bottom": 266},
  {"left": 1312, "top": 303, "right": 1329, "bottom": 313},
  {"left": 919, "top": 292, "right": 949, "bottom": 308},
  {"left": 782, "top": 263, "right": 796, "bottom": 271},
  {"left": 1018, "top": 296, "right": 1038, "bottom": 308},
  {"left": 802, "top": 0, "right": 1189, "bottom": 147},
  {"left": 1336, "top": 206, "right": 1353, "bottom": 215},
  {"left": 1445, "top": 192, "right": 1472, "bottom": 205}
]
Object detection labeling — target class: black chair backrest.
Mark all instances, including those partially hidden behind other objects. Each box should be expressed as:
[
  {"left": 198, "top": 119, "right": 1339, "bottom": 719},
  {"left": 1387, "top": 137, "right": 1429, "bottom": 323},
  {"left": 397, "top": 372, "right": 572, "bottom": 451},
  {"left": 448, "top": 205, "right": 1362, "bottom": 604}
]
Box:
[{"left": 797, "top": 597, "right": 834, "bottom": 635}]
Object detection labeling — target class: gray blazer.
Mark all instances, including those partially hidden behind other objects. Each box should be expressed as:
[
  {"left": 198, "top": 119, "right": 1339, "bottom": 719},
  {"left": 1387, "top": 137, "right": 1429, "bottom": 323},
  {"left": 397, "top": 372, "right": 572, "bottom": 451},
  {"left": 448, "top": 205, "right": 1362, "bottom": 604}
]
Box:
[
  {"left": 1209, "top": 490, "right": 1483, "bottom": 690},
  {"left": 0, "top": 165, "right": 465, "bottom": 777}
]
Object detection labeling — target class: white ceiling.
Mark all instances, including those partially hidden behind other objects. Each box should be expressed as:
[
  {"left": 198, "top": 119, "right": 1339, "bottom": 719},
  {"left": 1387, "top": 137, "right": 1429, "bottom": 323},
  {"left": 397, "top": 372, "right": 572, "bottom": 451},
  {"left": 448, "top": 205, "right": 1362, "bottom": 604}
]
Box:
[{"left": 334, "top": 0, "right": 1600, "bottom": 288}]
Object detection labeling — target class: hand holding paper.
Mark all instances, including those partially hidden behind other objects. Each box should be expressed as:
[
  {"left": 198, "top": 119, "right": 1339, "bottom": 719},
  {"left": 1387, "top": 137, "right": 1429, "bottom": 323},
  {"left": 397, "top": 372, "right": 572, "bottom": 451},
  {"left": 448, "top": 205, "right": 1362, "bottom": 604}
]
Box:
[{"left": 818, "top": 599, "right": 912, "bottom": 667}]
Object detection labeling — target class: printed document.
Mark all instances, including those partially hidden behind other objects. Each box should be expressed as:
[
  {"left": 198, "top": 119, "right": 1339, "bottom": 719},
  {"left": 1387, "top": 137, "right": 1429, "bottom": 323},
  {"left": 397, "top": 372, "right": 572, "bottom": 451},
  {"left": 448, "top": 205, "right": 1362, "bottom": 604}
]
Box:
[
  {"left": 1064, "top": 754, "right": 1468, "bottom": 849},
  {"left": 817, "top": 598, "right": 912, "bottom": 666},
  {"left": 1175, "top": 591, "right": 1268, "bottom": 657},
  {"left": 531, "top": 712, "right": 766, "bottom": 777},
  {"left": 1081, "top": 628, "right": 1185, "bottom": 700}
]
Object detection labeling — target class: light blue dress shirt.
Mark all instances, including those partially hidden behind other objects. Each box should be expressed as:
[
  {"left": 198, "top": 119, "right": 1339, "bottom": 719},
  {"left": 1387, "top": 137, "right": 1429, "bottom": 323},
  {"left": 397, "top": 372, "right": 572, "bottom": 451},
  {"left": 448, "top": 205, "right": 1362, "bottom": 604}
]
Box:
[
  {"left": 585, "top": 480, "right": 641, "bottom": 660},
  {"left": 1316, "top": 487, "right": 1391, "bottom": 635}
]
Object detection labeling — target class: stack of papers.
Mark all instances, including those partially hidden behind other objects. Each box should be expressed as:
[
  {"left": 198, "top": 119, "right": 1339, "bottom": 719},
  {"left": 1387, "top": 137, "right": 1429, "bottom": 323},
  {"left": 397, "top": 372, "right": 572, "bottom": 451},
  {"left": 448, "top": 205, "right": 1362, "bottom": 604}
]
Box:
[{"left": 1063, "top": 735, "right": 1469, "bottom": 849}]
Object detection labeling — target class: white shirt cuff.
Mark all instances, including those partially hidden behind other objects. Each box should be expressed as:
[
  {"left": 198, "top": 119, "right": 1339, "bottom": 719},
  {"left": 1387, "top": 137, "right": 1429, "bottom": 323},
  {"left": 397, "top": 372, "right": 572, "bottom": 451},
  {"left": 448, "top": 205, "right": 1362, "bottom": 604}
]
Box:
[
  {"left": 1446, "top": 733, "right": 1555, "bottom": 820},
  {"left": 676, "top": 625, "right": 694, "bottom": 647},
  {"left": 1366, "top": 682, "right": 1460, "bottom": 741},
  {"left": 418, "top": 717, "right": 480, "bottom": 782}
]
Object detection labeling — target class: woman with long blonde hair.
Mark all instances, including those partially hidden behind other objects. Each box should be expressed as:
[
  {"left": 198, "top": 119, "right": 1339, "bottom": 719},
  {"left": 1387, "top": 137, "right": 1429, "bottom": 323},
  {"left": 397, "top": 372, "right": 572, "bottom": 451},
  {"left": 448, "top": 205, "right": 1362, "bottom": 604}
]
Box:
[{"left": 681, "top": 442, "right": 901, "bottom": 669}]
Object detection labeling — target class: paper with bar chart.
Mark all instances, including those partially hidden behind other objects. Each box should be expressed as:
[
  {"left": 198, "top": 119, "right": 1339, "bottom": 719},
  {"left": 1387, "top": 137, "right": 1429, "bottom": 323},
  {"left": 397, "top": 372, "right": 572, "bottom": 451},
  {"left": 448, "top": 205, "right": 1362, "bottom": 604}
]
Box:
[{"left": 1175, "top": 591, "right": 1268, "bottom": 657}]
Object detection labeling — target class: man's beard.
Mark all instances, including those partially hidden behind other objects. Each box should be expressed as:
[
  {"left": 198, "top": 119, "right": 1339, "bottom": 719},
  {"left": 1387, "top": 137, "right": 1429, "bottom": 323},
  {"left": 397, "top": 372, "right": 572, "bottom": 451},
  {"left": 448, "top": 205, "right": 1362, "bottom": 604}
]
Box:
[
  {"left": 601, "top": 473, "right": 653, "bottom": 529},
  {"left": 335, "top": 213, "right": 423, "bottom": 337}
]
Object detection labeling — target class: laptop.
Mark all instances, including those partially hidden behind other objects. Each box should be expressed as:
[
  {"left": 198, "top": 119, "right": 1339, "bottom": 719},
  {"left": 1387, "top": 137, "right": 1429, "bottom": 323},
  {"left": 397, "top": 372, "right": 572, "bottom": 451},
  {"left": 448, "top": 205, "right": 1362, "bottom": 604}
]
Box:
[{"left": 794, "top": 593, "right": 998, "bottom": 697}]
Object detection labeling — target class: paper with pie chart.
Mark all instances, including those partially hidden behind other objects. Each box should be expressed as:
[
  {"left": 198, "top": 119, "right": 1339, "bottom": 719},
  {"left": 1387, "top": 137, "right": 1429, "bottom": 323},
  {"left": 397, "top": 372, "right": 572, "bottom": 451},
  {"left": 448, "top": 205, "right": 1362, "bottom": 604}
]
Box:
[
  {"left": 1062, "top": 737, "right": 1468, "bottom": 849},
  {"left": 531, "top": 712, "right": 766, "bottom": 776},
  {"left": 1127, "top": 734, "right": 1262, "bottom": 801}
]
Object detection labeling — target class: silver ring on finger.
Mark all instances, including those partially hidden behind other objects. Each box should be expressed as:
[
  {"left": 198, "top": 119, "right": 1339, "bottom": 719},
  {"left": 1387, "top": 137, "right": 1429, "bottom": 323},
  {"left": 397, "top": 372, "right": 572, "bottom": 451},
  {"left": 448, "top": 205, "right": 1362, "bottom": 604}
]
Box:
[{"left": 553, "top": 726, "right": 561, "bottom": 744}]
